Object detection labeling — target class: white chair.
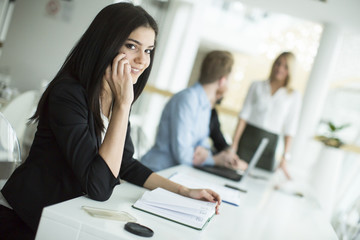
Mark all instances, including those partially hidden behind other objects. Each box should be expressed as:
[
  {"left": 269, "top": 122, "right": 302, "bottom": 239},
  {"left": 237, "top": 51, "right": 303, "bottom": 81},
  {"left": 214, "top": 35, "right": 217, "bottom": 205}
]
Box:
[
  {"left": 332, "top": 194, "right": 360, "bottom": 239},
  {"left": 1, "top": 90, "right": 39, "bottom": 160},
  {"left": 129, "top": 114, "right": 152, "bottom": 160},
  {"left": 0, "top": 111, "right": 21, "bottom": 181}
]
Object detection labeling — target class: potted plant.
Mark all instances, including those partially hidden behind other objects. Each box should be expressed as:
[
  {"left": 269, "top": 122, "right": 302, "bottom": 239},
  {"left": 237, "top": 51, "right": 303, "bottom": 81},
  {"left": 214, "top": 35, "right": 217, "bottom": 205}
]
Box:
[{"left": 316, "top": 121, "right": 350, "bottom": 148}]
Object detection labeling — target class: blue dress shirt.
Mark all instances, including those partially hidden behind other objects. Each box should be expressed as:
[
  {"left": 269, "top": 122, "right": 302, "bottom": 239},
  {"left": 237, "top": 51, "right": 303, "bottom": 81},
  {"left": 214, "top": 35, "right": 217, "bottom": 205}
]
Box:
[{"left": 141, "top": 83, "right": 214, "bottom": 171}]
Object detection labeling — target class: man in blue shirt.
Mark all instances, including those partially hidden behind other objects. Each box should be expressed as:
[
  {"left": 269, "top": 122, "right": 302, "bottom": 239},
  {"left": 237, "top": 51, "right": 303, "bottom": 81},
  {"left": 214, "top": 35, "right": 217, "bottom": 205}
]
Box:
[{"left": 141, "top": 51, "right": 247, "bottom": 172}]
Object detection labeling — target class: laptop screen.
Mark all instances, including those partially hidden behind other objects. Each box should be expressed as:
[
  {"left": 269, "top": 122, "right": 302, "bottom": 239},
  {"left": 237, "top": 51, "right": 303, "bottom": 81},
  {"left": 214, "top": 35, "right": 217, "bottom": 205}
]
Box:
[{"left": 240, "top": 138, "right": 269, "bottom": 179}]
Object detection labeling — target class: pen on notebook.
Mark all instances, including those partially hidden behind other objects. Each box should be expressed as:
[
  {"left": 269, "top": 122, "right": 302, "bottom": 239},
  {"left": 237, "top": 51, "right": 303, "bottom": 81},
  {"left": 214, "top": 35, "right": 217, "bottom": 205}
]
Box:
[{"left": 224, "top": 184, "right": 247, "bottom": 193}]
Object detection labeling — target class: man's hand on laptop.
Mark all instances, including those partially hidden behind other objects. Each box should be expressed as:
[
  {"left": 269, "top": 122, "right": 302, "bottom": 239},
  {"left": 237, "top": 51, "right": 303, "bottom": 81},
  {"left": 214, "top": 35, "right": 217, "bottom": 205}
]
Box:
[
  {"left": 227, "top": 154, "right": 248, "bottom": 171},
  {"left": 192, "top": 146, "right": 209, "bottom": 165},
  {"left": 231, "top": 157, "right": 248, "bottom": 171},
  {"left": 225, "top": 148, "right": 248, "bottom": 171},
  {"left": 213, "top": 150, "right": 248, "bottom": 170}
]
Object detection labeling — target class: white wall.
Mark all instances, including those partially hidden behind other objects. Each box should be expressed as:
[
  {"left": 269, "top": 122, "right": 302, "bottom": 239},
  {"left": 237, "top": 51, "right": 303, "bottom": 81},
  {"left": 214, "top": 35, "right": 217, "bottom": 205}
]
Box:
[
  {"left": 240, "top": 0, "right": 360, "bottom": 33},
  {"left": 0, "top": 0, "right": 112, "bottom": 92},
  {"left": 2, "top": 0, "right": 359, "bottom": 93}
]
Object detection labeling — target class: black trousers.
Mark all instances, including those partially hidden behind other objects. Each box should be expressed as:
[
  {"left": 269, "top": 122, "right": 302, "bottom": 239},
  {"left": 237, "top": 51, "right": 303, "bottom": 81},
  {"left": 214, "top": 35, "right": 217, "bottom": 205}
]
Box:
[
  {"left": 0, "top": 205, "right": 35, "bottom": 240},
  {"left": 237, "top": 123, "right": 279, "bottom": 171}
]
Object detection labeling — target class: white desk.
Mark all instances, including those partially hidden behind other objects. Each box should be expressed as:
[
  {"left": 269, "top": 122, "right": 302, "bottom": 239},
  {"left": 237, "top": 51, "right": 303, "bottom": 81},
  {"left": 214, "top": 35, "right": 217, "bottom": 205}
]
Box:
[{"left": 36, "top": 165, "right": 338, "bottom": 240}]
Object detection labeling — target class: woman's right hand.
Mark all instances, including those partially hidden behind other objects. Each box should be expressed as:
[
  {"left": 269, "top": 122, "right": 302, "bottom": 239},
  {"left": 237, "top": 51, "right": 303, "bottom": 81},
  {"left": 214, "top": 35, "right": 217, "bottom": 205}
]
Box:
[
  {"left": 104, "top": 53, "right": 134, "bottom": 106},
  {"left": 179, "top": 186, "right": 221, "bottom": 214}
]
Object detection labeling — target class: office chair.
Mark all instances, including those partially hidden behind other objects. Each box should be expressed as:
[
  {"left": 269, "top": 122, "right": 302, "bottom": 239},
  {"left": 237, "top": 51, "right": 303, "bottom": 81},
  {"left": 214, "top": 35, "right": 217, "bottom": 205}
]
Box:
[
  {"left": 332, "top": 193, "right": 360, "bottom": 239},
  {"left": 130, "top": 114, "right": 152, "bottom": 160},
  {"left": 0, "top": 111, "right": 21, "bottom": 183},
  {"left": 1, "top": 90, "right": 39, "bottom": 161}
]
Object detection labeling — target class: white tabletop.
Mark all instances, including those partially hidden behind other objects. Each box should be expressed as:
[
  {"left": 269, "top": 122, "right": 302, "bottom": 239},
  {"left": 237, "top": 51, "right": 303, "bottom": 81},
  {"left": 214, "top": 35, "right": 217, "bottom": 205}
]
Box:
[{"left": 35, "top": 165, "right": 338, "bottom": 240}]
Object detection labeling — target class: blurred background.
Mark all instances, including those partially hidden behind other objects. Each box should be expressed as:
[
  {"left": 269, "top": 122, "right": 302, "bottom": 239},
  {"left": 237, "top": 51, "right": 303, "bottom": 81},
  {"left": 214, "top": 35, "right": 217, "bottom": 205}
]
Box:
[{"left": 0, "top": 0, "right": 359, "bottom": 238}]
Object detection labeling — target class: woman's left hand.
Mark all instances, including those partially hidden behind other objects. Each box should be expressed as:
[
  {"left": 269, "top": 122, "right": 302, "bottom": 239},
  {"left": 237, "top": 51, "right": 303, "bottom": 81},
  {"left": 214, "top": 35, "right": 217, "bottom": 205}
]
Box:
[{"left": 180, "top": 187, "right": 221, "bottom": 214}]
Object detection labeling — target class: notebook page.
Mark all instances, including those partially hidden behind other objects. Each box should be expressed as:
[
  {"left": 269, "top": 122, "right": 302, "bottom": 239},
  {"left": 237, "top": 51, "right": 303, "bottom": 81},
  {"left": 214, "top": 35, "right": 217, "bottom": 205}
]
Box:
[
  {"left": 133, "top": 188, "right": 216, "bottom": 229},
  {"left": 133, "top": 200, "right": 211, "bottom": 229}
]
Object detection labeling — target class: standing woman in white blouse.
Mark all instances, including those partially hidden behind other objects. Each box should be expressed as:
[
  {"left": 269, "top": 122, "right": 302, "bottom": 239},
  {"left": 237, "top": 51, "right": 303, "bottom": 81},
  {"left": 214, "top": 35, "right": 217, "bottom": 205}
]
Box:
[{"left": 231, "top": 52, "right": 301, "bottom": 179}]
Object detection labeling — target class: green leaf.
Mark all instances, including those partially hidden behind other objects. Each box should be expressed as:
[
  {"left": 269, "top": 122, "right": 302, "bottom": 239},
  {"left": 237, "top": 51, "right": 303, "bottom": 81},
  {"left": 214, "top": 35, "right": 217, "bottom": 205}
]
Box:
[
  {"left": 329, "top": 122, "right": 336, "bottom": 132},
  {"left": 338, "top": 123, "right": 351, "bottom": 130}
]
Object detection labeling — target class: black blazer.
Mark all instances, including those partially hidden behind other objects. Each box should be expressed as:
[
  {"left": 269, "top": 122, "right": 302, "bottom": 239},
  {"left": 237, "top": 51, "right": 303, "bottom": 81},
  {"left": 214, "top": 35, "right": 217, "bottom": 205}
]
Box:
[{"left": 1, "top": 77, "right": 152, "bottom": 232}]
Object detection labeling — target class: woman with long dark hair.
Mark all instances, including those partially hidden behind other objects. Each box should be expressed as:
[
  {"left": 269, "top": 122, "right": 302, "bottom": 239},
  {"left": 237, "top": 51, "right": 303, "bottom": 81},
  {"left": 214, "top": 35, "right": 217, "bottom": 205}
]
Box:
[{"left": 0, "top": 3, "right": 220, "bottom": 239}]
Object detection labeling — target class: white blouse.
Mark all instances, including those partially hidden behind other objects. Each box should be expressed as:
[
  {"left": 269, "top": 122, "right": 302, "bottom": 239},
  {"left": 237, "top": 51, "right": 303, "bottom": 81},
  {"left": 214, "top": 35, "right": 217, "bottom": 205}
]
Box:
[
  {"left": 100, "top": 102, "right": 111, "bottom": 143},
  {"left": 0, "top": 191, "right": 11, "bottom": 209},
  {"left": 239, "top": 80, "right": 302, "bottom": 136}
]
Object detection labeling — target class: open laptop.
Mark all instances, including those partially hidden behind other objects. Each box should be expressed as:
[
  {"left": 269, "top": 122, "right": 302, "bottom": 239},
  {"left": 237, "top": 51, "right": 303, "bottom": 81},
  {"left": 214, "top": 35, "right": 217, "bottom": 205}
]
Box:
[{"left": 194, "top": 138, "right": 269, "bottom": 181}]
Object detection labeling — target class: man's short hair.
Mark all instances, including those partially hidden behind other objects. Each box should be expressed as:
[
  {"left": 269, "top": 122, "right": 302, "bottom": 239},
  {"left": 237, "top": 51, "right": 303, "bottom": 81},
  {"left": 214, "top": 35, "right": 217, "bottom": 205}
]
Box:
[{"left": 199, "top": 51, "right": 234, "bottom": 85}]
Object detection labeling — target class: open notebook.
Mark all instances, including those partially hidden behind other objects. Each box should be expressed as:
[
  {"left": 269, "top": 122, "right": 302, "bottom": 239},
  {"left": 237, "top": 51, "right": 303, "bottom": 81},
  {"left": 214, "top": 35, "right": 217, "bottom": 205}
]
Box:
[
  {"left": 194, "top": 138, "right": 269, "bottom": 181},
  {"left": 132, "top": 188, "right": 216, "bottom": 230}
]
